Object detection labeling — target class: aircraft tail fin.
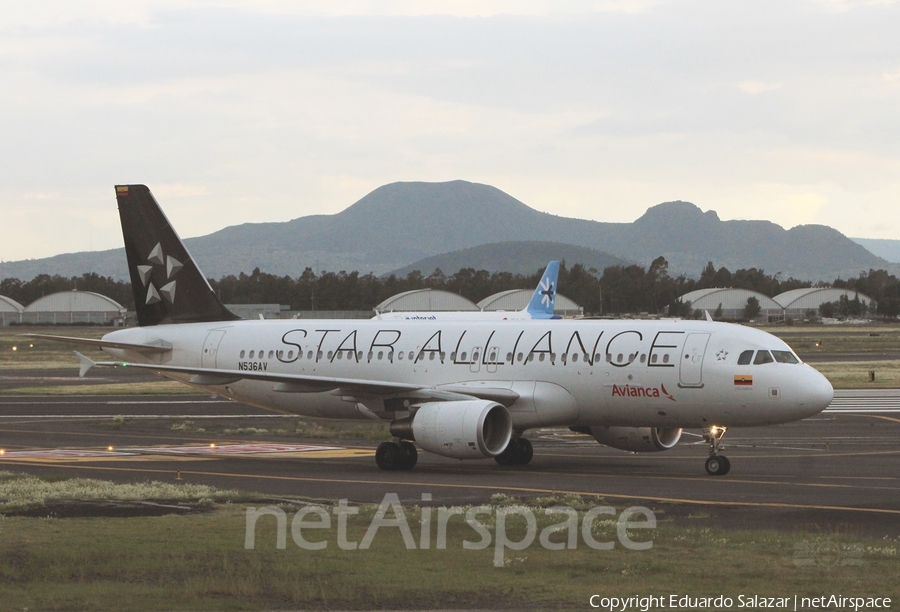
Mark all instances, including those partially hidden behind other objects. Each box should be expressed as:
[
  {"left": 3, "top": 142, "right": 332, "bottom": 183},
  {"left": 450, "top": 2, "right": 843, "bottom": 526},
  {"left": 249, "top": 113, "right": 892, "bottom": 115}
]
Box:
[
  {"left": 524, "top": 261, "right": 560, "bottom": 319},
  {"left": 115, "top": 185, "right": 239, "bottom": 326}
]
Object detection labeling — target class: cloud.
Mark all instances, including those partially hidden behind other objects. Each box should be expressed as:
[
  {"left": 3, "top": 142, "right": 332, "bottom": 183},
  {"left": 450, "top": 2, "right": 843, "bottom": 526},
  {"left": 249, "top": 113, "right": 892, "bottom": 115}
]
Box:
[{"left": 737, "top": 81, "right": 784, "bottom": 94}]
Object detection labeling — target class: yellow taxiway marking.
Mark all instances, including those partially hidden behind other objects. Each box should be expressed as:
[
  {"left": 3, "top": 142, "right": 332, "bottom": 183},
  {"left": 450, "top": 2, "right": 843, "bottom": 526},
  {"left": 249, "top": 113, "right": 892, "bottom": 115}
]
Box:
[
  {"left": 845, "top": 413, "right": 900, "bottom": 425},
  {"left": 0, "top": 460, "right": 897, "bottom": 517}
]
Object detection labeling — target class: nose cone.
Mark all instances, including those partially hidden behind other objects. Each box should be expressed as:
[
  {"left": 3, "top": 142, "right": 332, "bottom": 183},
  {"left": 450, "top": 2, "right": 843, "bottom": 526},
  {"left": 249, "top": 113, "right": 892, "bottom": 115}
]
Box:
[{"left": 798, "top": 365, "right": 834, "bottom": 417}]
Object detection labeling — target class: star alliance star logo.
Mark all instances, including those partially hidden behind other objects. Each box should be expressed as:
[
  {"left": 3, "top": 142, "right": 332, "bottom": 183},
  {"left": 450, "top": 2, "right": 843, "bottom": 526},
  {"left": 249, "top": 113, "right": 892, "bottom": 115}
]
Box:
[
  {"left": 716, "top": 350, "right": 729, "bottom": 361},
  {"left": 137, "top": 242, "right": 182, "bottom": 306}
]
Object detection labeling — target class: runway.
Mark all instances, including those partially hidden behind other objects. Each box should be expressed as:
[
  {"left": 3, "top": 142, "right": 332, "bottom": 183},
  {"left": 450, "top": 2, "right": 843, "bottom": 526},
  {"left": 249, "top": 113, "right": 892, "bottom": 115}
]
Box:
[{"left": 0, "top": 390, "right": 898, "bottom": 536}]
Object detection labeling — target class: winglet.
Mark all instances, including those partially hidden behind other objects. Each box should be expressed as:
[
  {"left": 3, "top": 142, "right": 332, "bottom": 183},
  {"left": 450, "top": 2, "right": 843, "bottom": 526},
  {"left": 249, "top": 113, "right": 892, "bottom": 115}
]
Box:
[
  {"left": 705, "top": 310, "right": 714, "bottom": 322},
  {"left": 74, "top": 351, "right": 96, "bottom": 378},
  {"left": 525, "top": 261, "right": 560, "bottom": 319}
]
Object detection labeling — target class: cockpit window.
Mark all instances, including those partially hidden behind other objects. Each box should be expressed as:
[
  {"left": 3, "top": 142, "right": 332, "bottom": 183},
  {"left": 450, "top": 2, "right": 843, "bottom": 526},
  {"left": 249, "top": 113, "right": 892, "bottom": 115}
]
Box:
[
  {"left": 753, "top": 350, "right": 774, "bottom": 365},
  {"left": 737, "top": 350, "right": 754, "bottom": 365},
  {"left": 772, "top": 350, "right": 800, "bottom": 364}
]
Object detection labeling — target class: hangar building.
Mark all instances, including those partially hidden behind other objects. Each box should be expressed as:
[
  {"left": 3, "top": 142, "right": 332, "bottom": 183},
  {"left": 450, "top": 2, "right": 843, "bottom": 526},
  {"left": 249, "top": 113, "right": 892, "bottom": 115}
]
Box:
[
  {"left": 678, "top": 288, "right": 783, "bottom": 322},
  {"left": 478, "top": 290, "right": 583, "bottom": 317},
  {"left": 375, "top": 289, "right": 479, "bottom": 313},
  {"left": 23, "top": 290, "right": 127, "bottom": 325},
  {"left": 0, "top": 295, "right": 25, "bottom": 326},
  {"left": 774, "top": 288, "right": 876, "bottom": 319}
]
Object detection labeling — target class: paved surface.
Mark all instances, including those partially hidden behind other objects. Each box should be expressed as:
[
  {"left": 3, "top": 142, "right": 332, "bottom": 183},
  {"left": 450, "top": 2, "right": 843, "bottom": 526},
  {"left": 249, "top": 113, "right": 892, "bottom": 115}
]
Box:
[{"left": 0, "top": 387, "right": 898, "bottom": 536}]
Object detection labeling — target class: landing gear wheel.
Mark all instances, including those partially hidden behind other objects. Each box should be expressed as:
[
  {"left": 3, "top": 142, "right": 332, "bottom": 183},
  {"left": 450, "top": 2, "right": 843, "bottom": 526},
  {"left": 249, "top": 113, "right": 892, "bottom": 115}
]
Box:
[
  {"left": 494, "top": 437, "right": 533, "bottom": 466},
  {"left": 398, "top": 440, "right": 418, "bottom": 470},
  {"left": 705, "top": 454, "right": 731, "bottom": 476},
  {"left": 517, "top": 438, "right": 534, "bottom": 465},
  {"left": 719, "top": 455, "right": 731, "bottom": 475},
  {"left": 375, "top": 441, "right": 402, "bottom": 470},
  {"left": 703, "top": 425, "right": 730, "bottom": 476},
  {"left": 494, "top": 441, "right": 516, "bottom": 465}
]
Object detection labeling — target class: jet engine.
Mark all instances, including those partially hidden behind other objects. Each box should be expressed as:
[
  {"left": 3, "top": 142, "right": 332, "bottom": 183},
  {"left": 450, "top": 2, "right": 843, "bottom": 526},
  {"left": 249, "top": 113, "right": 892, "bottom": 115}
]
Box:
[
  {"left": 390, "top": 400, "right": 512, "bottom": 460},
  {"left": 587, "top": 426, "right": 682, "bottom": 453}
]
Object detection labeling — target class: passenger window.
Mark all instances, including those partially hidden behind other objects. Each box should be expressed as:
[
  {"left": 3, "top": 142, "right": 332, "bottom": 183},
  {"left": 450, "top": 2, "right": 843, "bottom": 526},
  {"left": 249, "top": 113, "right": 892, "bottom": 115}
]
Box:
[
  {"left": 249, "top": 350, "right": 255, "bottom": 359},
  {"left": 240, "top": 350, "right": 245, "bottom": 358},
  {"left": 772, "top": 350, "right": 800, "bottom": 364},
  {"left": 754, "top": 350, "right": 774, "bottom": 365},
  {"left": 287, "top": 350, "right": 294, "bottom": 360},
  {"left": 572, "top": 353, "right": 579, "bottom": 363},
  {"left": 738, "top": 350, "right": 754, "bottom": 365},
  {"left": 268, "top": 351, "right": 274, "bottom": 359}
]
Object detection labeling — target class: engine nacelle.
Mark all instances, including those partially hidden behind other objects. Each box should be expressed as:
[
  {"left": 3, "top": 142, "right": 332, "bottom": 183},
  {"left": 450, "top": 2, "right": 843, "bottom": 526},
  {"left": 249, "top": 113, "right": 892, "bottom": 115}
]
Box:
[
  {"left": 391, "top": 400, "right": 512, "bottom": 460},
  {"left": 588, "top": 426, "right": 682, "bottom": 453}
]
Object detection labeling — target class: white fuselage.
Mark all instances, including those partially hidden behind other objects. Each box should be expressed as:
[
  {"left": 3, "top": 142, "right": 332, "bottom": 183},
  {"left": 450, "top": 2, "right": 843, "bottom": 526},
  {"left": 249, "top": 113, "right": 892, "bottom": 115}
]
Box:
[{"left": 100, "top": 318, "right": 833, "bottom": 431}]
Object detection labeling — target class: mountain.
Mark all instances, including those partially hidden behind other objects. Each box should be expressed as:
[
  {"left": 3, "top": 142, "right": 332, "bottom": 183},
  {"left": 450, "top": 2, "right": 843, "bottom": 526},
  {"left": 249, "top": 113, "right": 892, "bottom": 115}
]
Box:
[
  {"left": 0, "top": 180, "right": 894, "bottom": 282},
  {"left": 388, "top": 241, "right": 632, "bottom": 277},
  {"left": 852, "top": 238, "right": 900, "bottom": 264}
]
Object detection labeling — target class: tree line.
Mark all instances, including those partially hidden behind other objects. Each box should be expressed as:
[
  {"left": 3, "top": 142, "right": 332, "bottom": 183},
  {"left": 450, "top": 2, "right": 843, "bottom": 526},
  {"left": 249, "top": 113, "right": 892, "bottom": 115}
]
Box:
[{"left": 2, "top": 259, "right": 898, "bottom": 319}]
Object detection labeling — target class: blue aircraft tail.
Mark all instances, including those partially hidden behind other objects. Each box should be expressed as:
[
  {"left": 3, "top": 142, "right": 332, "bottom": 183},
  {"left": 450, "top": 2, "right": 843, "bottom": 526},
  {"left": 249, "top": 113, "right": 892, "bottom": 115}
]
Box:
[{"left": 524, "top": 261, "right": 560, "bottom": 319}]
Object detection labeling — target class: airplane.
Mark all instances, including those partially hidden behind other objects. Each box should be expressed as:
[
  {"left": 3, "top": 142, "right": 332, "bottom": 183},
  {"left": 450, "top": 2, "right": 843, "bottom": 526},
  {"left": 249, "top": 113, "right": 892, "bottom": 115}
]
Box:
[
  {"left": 373, "top": 261, "right": 561, "bottom": 321},
  {"left": 27, "top": 185, "right": 834, "bottom": 476}
]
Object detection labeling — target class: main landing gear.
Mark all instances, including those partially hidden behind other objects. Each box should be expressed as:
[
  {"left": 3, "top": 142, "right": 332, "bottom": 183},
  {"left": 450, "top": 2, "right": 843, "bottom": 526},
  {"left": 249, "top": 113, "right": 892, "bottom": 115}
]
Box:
[
  {"left": 494, "top": 437, "right": 533, "bottom": 466},
  {"left": 375, "top": 439, "right": 418, "bottom": 471},
  {"left": 703, "top": 425, "right": 730, "bottom": 476}
]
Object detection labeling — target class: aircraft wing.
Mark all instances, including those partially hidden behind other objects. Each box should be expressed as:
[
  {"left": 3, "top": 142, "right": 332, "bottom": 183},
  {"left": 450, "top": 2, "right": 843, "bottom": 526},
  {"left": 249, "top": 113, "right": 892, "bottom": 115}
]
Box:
[
  {"left": 24, "top": 333, "right": 173, "bottom": 353},
  {"left": 74, "top": 353, "right": 519, "bottom": 405}
]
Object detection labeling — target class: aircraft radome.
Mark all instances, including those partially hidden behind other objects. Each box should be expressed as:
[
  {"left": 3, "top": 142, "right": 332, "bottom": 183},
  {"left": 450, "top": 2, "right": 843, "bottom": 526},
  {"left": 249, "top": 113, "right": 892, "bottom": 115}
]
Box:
[{"left": 27, "top": 185, "right": 834, "bottom": 476}]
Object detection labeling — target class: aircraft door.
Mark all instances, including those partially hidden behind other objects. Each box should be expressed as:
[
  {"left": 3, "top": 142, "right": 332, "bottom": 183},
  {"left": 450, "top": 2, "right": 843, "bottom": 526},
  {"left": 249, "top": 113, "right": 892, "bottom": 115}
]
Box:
[
  {"left": 679, "top": 333, "right": 709, "bottom": 388},
  {"left": 469, "top": 347, "right": 482, "bottom": 373},
  {"left": 486, "top": 345, "right": 501, "bottom": 373},
  {"left": 201, "top": 330, "right": 227, "bottom": 368}
]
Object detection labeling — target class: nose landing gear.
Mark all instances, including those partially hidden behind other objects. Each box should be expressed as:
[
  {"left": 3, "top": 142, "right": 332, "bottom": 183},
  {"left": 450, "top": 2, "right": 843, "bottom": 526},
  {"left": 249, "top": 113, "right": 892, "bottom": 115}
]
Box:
[{"left": 703, "top": 426, "right": 730, "bottom": 476}]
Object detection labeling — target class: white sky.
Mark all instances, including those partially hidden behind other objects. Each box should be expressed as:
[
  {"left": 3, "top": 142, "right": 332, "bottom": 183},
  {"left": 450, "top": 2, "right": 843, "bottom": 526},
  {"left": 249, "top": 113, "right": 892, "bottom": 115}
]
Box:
[{"left": 2, "top": 0, "right": 899, "bottom": 261}]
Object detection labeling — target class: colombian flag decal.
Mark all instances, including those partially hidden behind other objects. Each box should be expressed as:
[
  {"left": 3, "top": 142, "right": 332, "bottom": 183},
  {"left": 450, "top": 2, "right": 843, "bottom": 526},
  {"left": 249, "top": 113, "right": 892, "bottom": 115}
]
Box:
[
  {"left": 116, "top": 186, "right": 129, "bottom": 196},
  {"left": 734, "top": 374, "right": 753, "bottom": 387}
]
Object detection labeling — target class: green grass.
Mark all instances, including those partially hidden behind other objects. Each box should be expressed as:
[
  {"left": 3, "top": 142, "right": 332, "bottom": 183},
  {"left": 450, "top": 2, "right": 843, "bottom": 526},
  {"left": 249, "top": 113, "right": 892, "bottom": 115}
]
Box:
[{"left": 0, "top": 480, "right": 896, "bottom": 610}]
